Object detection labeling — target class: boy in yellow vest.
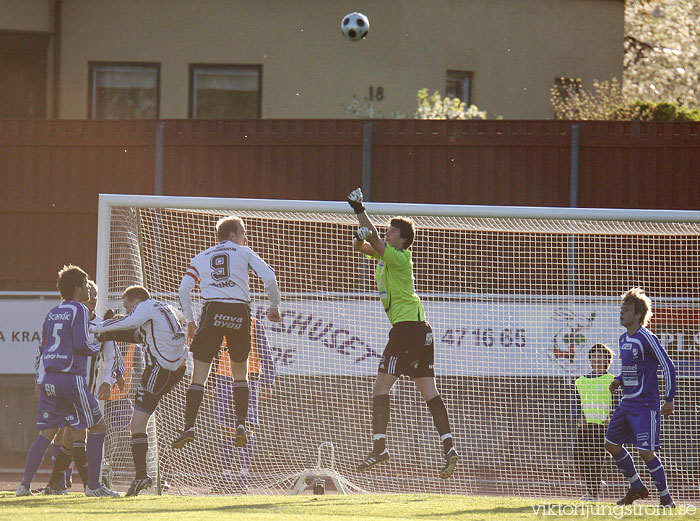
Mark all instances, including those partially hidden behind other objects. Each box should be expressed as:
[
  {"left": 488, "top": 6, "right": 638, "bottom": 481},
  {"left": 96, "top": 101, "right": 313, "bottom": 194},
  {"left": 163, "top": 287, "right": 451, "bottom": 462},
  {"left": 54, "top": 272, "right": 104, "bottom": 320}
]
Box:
[{"left": 572, "top": 343, "right": 616, "bottom": 501}]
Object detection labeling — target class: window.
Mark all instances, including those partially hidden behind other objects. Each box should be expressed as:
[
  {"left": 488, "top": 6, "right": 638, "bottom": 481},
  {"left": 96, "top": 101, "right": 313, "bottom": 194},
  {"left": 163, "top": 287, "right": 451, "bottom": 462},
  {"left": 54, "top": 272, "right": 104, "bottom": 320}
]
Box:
[
  {"left": 88, "top": 63, "right": 159, "bottom": 119},
  {"left": 445, "top": 70, "right": 472, "bottom": 105},
  {"left": 189, "top": 64, "right": 262, "bottom": 119}
]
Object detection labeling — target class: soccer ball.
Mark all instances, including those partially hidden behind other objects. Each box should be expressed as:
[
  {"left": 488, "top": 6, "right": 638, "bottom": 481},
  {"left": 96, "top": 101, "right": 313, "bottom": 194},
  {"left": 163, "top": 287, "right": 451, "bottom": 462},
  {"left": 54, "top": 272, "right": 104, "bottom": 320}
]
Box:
[{"left": 341, "top": 12, "right": 369, "bottom": 41}]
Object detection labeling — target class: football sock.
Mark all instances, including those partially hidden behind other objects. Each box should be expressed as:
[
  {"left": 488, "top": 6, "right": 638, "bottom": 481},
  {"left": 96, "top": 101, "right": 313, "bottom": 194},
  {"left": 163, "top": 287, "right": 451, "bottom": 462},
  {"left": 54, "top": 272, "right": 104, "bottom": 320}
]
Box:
[
  {"left": 372, "top": 394, "right": 390, "bottom": 453},
  {"left": 72, "top": 441, "right": 89, "bottom": 488},
  {"left": 51, "top": 442, "right": 67, "bottom": 489},
  {"left": 21, "top": 434, "right": 52, "bottom": 489},
  {"left": 233, "top": 381, "right": 249, "bottom": 426},
  {"left": 426, "top": 395, "right": 454, "bottom": 454},
  {"left": 184, "top": 384, "right": 205, "bottom": 430},
  {"left": 86, "top": 433, "right": 106, "bottom": 490},
  {"left": 131, "top": 433, "right": 149, "bottom": 480},
  {"left": 47, "top": 446, "right": 72, "bottom": 488},
  {"left": 613, "top": 447, "right": 644, "bottom": 490},
  {"left": 646, "top": 456, "right": 671, "bottom": 498}
]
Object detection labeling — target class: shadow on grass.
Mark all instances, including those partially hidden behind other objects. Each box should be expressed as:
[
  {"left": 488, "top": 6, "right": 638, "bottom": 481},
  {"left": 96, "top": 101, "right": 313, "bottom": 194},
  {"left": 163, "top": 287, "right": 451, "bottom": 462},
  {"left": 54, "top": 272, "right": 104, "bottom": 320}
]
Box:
[{"left": 412, "top": 505, "right": 537, "bottom": 517}]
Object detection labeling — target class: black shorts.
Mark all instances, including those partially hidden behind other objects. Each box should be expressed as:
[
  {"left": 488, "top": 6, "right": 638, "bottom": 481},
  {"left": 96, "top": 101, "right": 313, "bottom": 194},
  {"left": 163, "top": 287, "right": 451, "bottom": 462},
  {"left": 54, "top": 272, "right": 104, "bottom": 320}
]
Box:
[
  {"left": 190, "top": 301, "right": 251, "bottom": 364},
  {"left": 135, "top": 363, "right": 186, "bottom": 414},
  {"left": 378, "top": 321, "right": 435, "bottom": 378}
]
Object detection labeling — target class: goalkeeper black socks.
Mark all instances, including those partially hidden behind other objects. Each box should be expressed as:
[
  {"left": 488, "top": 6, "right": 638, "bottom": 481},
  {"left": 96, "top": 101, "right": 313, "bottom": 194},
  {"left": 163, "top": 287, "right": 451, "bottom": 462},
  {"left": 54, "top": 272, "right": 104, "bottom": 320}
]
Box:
[
  {"left": 47, "top": 446, "right": 72, "bottom": 487},
  {"left": 72, "top": 441, "right": 89, "bottom": 488},
  {"left": 233, "top": 381, "right": 250, "bottom": 426},
  {"left": 131, "top": 433, "right": 149, "bottom": 480},
  {"left": 372, "top": 394, "right": 390, "bottom": 453},
  {"left": 184, "top": 384, "right": 205, "bottom": 429},
  {"left": 426, "top": 395, "right": 454, "bottom": 453}
]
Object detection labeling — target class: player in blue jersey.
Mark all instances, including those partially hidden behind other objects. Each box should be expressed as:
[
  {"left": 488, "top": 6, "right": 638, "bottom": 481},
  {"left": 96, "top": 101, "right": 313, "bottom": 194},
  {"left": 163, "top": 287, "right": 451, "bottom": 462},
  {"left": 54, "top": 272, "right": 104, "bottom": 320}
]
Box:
[
  {"left": 604, "top": 287, "right": 677, "bottom": 507},
  {"left": 16, "top": 265, "right": 119, "bottom": 498},
  {"left": 37, "top": 281, "right": 125, "bottom": 494}
]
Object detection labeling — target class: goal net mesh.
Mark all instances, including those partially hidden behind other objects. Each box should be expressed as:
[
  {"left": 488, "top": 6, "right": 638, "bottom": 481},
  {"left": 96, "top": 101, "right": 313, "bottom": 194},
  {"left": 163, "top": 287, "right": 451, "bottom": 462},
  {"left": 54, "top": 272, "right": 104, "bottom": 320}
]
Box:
[{"left": 100, "top": 201, "right": 700, "bottom": 499}]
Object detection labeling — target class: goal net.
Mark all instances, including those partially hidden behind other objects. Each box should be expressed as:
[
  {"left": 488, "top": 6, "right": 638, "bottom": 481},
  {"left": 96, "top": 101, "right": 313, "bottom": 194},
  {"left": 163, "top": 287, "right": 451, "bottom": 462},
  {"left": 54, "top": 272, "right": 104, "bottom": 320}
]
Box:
[{"left": 97, "top": 194, "right": 700, "bottom": 500}]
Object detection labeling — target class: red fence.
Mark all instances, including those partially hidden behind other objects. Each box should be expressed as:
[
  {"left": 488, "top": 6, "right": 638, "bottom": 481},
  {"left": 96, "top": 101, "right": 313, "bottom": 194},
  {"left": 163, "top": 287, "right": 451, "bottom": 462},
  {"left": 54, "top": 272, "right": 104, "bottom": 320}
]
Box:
[{"left": 1, "top": 119, "right": 699, "bottom": 290}]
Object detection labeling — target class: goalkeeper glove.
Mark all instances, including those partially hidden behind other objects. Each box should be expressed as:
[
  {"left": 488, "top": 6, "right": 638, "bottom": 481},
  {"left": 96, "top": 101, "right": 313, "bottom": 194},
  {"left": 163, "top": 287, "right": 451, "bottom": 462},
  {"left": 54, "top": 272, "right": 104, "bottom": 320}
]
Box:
[
  {"left": 354, "top": 227, "right": 372, "bottom": 241},
  {"left": 347, "top": 188, "right": 366, "bottom": 214}
]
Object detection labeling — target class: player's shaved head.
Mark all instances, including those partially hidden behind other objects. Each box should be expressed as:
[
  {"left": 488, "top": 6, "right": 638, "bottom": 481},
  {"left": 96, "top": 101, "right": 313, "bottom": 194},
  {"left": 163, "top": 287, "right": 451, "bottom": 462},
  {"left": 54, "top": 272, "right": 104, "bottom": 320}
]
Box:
[
  {"left": 621, "top": 287, "right": 653, "bottom": 327},
  {"left": 216, "top": 216, "right": 244, "bottom": 242},
  {"left": 57, "top": 264, "right": 89, "bottom": 300}
]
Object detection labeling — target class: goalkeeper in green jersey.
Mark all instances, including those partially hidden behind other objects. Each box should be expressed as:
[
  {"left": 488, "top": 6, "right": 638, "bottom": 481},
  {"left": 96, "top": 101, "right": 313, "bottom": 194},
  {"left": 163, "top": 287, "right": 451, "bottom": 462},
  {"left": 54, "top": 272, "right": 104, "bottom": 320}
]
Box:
[{"left": 347, "top": 188, "right": 459, "bottom": 479}]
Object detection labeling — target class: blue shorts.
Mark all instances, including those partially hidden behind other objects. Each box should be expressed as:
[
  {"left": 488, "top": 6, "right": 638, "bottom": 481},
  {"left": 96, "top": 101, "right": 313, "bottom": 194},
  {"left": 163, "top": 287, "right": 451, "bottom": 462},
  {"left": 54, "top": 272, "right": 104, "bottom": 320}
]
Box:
[
  {"left": 37, "top": 372, "right": 103, "bottom": 430},
  {"left": 605, "top": 404, "right": 661, "bottom": 451},
  {"left": 215, "top": 375, "right": 259, "bottom": 427}
]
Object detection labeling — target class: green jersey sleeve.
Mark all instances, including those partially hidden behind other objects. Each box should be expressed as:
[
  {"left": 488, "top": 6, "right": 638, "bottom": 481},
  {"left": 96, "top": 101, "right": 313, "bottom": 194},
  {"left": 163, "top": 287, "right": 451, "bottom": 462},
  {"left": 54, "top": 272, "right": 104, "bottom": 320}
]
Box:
[{"left": 375, "top": 245, "right": 425, "bottom": 324}]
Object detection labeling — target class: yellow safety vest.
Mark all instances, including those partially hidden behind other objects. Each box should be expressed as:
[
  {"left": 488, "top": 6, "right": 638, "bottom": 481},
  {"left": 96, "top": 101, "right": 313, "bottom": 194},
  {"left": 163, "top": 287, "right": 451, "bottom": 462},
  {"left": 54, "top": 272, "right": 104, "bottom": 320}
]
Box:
[{"left": 575, "top": 373, "right": 615, "bottom": 425}]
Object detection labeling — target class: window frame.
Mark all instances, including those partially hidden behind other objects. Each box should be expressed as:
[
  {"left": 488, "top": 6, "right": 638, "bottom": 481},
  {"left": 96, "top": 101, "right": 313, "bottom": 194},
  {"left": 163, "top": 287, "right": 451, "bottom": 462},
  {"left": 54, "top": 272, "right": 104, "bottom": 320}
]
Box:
[
  {"left": 87, "top": 61, "right": 161, "bottom": 120},
  {"left": 188, "top": 63, "right": 263, "bottom": 119},
  {"left": 445, "top": 70, "right": 473, "bottom": 106}
]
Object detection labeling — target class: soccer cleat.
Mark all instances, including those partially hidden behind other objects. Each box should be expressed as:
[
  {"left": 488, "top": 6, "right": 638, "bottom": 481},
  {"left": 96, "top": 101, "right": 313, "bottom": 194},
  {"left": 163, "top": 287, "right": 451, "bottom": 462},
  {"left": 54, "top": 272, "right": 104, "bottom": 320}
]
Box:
[
  {"left": 616, "top": 485, "right": 649, "bottom": 505},
  {"left": 440, "top": 448, "right": 460, "bottom": 479},
  {"left": 42, "top": 485, "right": 68, "bottom": 495},
  {"left": 86, "top": 485, "right": 121, "bottom": 497},
  {"left": 234, "top": 424, "right": 247, "bottom": 448},
  {"left": 15, "top": 484, "right": 33, "bottom": 496},
  {"left": 356, "top": 449, "right": 390, "bottom": 471},
  {"left": 660, "top": 496, "right": 676, "bottom": 508},
  {"left": 171, "top": 427, "right": 195, "bottom": 449},
  {"left": 125, "top": 476, "right": 153, "bottom": 497}
]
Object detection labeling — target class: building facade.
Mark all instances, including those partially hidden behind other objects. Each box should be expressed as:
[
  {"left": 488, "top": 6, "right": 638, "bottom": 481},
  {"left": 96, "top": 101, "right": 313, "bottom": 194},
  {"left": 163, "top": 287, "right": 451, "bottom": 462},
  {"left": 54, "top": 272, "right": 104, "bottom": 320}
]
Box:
[{"left": 0, "top": 0, "right": 623, "bottom": 119}]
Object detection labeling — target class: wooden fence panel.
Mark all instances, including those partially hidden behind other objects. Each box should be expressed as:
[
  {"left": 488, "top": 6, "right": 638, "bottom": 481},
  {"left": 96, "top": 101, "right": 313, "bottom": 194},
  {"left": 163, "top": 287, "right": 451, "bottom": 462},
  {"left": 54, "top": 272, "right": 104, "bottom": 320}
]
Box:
[{"left": 1, "top": 119, "right": 699, "bottom": 290}]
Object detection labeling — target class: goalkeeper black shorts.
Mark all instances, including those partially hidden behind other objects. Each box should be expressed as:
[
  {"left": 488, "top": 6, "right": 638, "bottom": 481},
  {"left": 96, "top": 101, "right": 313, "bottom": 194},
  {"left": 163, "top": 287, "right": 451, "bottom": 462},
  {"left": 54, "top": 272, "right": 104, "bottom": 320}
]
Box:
[
  {"left": 378, "top": 321, "right": 435, "bottom": 378},
  {"left": 190, "top": 301, "right": 251, "bottom": 364}
]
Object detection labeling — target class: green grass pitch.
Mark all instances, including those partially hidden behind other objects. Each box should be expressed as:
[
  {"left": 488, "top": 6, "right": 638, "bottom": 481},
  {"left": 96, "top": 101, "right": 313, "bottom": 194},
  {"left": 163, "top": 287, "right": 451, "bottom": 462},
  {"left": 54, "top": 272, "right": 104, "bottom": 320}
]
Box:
[{"left": 2, "top": 492, "right": 694, "bottom": 521}]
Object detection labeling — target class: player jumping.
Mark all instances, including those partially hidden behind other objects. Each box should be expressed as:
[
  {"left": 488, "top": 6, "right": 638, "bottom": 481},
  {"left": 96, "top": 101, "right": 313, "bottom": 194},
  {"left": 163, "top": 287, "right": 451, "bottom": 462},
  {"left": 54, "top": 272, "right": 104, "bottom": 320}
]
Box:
[
  {"left": 347, "top": 188, "right": 459, "bottom": 479},
  {"left": 173, "top": 215, "right": 281, "bottom": 450}
]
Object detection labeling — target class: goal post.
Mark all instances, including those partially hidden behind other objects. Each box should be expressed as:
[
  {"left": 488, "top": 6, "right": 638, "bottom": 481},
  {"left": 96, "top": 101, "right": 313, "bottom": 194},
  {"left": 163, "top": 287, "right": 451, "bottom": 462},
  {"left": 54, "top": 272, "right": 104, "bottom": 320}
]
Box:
[{"left": 96, "top": 193, "right": 700, "bottom": 498}]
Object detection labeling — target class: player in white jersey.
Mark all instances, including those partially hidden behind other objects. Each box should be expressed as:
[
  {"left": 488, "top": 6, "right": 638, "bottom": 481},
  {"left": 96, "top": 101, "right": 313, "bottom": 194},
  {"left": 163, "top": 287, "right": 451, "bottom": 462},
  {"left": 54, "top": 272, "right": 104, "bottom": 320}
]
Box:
[
  {"left": 85, "top": 281, "right": 125, "bottom": 399},
  {"left": 91, "top": 285, "right": 189, "bottom": 497},
  {"left": 173, "top": 215, "right": 282, "bottom": 450}
]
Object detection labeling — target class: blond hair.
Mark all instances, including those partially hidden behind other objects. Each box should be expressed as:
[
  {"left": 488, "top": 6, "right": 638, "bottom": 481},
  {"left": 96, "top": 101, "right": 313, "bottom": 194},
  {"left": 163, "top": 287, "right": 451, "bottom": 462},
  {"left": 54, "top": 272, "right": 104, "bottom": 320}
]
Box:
[{"left": 621, "top": 287, "right": 653, "bottom": 327}]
